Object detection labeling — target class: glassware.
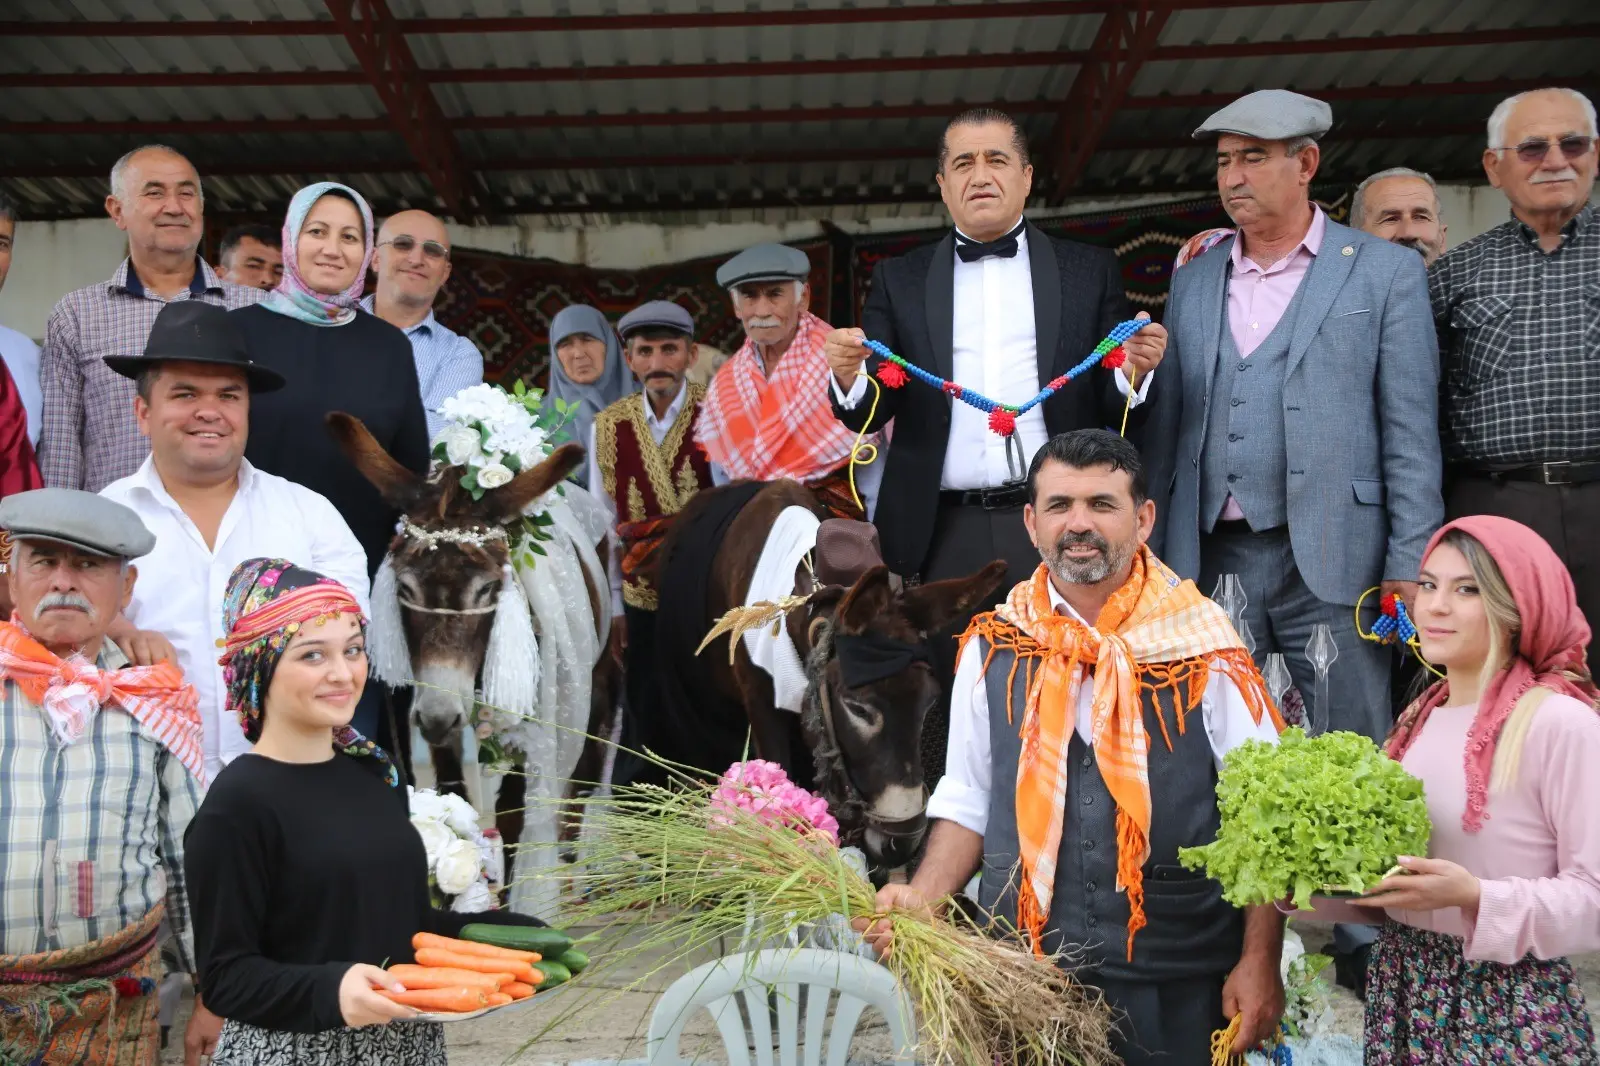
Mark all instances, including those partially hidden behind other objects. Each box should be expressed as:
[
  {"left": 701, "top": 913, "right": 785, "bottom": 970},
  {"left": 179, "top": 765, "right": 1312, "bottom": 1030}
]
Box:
[{"left": 1306, "top": 624, "right": 1339, "bottom": 734}]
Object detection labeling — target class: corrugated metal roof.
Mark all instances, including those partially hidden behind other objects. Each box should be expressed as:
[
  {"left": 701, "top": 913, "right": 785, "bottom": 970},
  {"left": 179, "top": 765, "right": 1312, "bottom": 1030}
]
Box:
[{"left": 2, "top": 0, "right": 1597, "bottom": 222}]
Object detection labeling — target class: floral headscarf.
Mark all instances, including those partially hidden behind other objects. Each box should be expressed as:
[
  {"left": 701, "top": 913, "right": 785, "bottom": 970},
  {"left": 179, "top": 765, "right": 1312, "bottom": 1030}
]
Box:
[
  {"left": 260, "top": 181, "right": 376, "bottom": 328},
  {"left": 218, "top": 557, "right": 398, "bottom": 787}
]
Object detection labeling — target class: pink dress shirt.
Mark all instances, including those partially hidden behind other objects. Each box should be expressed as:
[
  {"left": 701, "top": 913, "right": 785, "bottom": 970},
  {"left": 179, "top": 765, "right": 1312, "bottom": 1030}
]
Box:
[
  {"left": 1219, "top": 207, "right": 1326, "bottom": 520},
  {"left": 1296, "top": 692, "right": 1600, "bottom": 964}
]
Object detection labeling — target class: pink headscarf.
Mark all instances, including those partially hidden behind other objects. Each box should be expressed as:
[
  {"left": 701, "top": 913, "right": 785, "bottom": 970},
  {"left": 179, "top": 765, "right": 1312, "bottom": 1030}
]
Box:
[
  {"left": 1387, "top": 515, "right": 1597, "bottom": 832},
  {"left": 260, "top": 181, "right": 375, "bottom": 328}
]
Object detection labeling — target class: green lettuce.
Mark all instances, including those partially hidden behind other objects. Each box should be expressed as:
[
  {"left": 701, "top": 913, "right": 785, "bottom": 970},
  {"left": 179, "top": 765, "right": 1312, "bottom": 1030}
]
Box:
[{"left": 1178, "top": 727, "right": 1431, "bottom": 909}]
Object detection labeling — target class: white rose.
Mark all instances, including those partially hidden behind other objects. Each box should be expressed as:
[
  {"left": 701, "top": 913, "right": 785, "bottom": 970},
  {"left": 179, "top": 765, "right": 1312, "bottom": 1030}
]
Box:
[
  {"left": 411, "top": 817, "right": 454, "bottom": 869},
  {"left": 449, "top": 879, "right": 494, "bottom": 914},
  {"left": 435, "top": 837, "right": 482, "bottom": 896},
  {"left": 476, "top": 463, "right": 513, "bottom": 489},
  {"left": 408, "top": 787, "right": 449, "bottom": 823},
  {"left": 439, "top": 792, "right": 482, "bottom": 838},
  {"left": 434, "top": 424, "right": 481, "bottom": 467}
]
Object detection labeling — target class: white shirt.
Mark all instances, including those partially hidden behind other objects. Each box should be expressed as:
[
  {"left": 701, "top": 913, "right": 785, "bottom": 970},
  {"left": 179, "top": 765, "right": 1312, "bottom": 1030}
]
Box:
[
  {"left": 101, "top": 457, "right": 372, "bottom": 779},
  {"left": 0, "top": 323, "right": 42, "bottom": 446},
  {"left": 926, "top": 580, "right": 1280, "bottom": 836},
  {"left": 831, "top": 223, "right": 1151, "bottom": 489},
  {"left": 586, "top": 381, "right": 689, "bottom": 615}
]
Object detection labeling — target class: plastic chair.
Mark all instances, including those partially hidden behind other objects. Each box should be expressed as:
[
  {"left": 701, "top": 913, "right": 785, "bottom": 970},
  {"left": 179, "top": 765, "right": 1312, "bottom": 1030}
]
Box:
[{"left": 647, "top": 947, "right": 917, "bottom": 1066}]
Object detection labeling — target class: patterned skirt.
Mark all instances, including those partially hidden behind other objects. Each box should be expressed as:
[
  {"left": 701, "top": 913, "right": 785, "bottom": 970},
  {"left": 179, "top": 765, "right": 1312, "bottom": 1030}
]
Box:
[
  {"left": 211, "top": 1018, "right": 447, "bottom": 1066},
  {"left": 1365, "top": 920, "right": 1597, "bottom": 1065}
]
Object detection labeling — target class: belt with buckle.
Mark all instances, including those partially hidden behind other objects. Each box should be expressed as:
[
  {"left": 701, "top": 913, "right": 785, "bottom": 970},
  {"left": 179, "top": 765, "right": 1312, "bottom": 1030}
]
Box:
[
  {"left": 939, "top": 485, "right": 1029, "bottom": 510},
  {"left": 1455, "top": 460, "right": 1600, "bottom": 487}
]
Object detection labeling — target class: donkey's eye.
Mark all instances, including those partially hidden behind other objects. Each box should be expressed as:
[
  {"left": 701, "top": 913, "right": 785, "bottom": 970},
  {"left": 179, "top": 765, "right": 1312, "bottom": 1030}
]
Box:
[
  {"left": 472, "top": 582, "right": 498, "bottom": 605},
  {"left": 842, "top": 699, "right": 879, "bottom": 724}
]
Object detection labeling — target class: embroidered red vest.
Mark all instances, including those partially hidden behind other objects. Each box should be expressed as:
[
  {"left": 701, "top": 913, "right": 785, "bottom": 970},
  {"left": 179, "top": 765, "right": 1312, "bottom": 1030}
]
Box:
[{"left": 593, "top": 385, "right": 713, "bottom": 610}]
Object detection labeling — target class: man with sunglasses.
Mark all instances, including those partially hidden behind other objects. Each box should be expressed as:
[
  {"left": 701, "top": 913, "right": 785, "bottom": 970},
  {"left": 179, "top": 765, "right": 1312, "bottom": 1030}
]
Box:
[
  {"left": 361, "top": 210, "right": 483, "bottom": 437},
  {"left": 1431, "top": 86, "right": 1600, "bottom": 627}
]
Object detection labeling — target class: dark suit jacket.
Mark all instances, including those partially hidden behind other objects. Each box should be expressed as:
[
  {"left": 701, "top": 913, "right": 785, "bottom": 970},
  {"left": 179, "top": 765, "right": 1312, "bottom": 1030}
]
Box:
[{"left": 830, "top": 222, "right": 1141, "bottom": 578}]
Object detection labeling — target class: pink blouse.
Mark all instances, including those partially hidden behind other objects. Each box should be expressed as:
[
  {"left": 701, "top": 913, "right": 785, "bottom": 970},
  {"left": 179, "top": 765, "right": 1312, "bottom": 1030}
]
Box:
[{"left": 1299, "top": 693, "right": 1600, "bottom": 963}]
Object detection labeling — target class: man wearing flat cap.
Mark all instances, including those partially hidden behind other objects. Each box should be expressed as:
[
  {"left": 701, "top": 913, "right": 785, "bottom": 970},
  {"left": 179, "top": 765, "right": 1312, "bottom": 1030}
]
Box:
[
  {"left": 0, "top": 488, "right": 216, "bottom": 1063},
  {"left": 588, "top": 300, "right": 716, "bottom": 780},
  {"left": 695, "top": 243, "right": 884, "bottom": 519},
  {"left": 1143, "top": 89, "right": 1443, "bottom": 991}
]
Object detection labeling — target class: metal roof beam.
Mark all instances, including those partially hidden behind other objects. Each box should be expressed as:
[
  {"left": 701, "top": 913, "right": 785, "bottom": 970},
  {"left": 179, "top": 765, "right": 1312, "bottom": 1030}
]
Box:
[
  {"left": 322, "top": 0, "right": 472, "bottom": 217},
  {"left": 1051, "top": 1, "right": 1173, "bottom": 202}
]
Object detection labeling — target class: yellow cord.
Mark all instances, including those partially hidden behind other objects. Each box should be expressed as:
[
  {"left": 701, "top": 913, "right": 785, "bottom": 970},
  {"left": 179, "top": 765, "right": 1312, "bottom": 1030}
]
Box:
[
  {"left": 1210, "top": 1014, "right": 1244, "bottom": 1065},
  {"left": 1355, "top": 585, "right": 1445, "bottom": 678},
  {"left": 846, "top": 373, "right": 883, "bottom": 515},
  {"left": 1119, "top": 368, "right": 1139, "bottom": 437}
]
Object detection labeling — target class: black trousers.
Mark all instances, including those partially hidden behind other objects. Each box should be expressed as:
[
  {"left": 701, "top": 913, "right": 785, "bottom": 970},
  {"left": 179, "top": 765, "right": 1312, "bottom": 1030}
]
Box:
[
  {"left": 915, "top": 499, "right": 1041, "bottom": 790},
  {"left": 611, "top": 604, "right": 660, "bottom": 788},
  {"left": 1095, "top": 974, "right": 1227, "bottom": 1066},
  {"left": 1447, "top": 475, "right": 1600, "bottom": 630}
]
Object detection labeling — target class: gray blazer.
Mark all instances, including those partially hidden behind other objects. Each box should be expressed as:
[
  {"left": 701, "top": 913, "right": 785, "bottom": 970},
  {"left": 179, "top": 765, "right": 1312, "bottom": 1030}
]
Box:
[{"left": 1146, "top": 218, "right": 1444, "bottom": 607}]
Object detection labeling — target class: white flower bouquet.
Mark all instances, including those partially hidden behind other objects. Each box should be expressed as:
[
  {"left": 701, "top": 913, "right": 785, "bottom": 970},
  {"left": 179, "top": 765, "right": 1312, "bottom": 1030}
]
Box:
[{"left": 408, "top": 786, "right": 503, "bottom": 913}]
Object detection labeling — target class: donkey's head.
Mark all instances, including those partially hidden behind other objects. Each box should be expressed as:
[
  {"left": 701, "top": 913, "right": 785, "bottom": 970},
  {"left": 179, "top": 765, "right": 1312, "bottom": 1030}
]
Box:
[
  {"left": 328, "top": 412, "right": 584, "bottom": 746},
  {"left": 803, "top": 559, "right": 1007, "bottom": 869}
]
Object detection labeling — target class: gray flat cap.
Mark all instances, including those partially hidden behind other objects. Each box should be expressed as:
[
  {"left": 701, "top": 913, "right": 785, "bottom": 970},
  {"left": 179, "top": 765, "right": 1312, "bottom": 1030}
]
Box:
[
  {"left": 1192, "top": 89, "right": 1332, "bottom": 142},
  {"left": 716, "top": 243, "right": 811, "bottom": 289},
  {"left": 0, "top": 488, "right": 156, "bottom": 559},
  {"left": 617, "top": 300, "right": 695, "bottom": 340}
]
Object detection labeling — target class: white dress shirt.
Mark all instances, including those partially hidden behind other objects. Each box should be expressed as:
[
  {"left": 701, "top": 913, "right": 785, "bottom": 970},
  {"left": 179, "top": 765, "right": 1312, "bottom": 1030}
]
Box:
[
  {"left": 926, "top": 580, "right": 1280, "bottom": 836},
  {"left": 101, "top": 457, "right": 371, "bottom": 779},
  {"left": 586, "top": 381, "right": 689, "bottom": 616},
  {"left": 831, "top": 223, "right": 1151, "bottom": 489}
]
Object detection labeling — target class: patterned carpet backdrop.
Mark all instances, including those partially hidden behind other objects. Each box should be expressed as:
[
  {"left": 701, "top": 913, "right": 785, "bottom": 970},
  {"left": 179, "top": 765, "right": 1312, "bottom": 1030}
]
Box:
[{"left": 436, "top": 190, "right": 1349, "bottom": 390}]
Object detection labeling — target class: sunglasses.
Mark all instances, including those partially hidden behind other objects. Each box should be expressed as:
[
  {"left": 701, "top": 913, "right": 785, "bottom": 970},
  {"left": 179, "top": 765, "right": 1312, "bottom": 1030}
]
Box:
[
  {"left": 378, "top": 234, "right": 450, "bottom": 261},
  {"left": 1498, "top": 135, "right": 1595, "bottom": 164}
]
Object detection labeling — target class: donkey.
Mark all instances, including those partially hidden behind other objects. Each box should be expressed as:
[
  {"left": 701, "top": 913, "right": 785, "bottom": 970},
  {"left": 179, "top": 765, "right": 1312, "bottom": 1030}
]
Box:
[
  {"left": 652, "top": 479, "right": 1006, "bottom": 870},
  {"left": 326, "top": 413, "right": 617, "bottom": 856}
]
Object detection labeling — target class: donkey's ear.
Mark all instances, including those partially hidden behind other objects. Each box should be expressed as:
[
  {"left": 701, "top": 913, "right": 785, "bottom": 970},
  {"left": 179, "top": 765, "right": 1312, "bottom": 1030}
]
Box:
[
  {"left": 326, "top": 412, "right": 423, "bottom": 507},
  {"left": 899, "top": 559, "right": 1008, "bottom": 636},
  {"left": 486, "top": 442, "right": 586, "bottom": 524},
  {"left": 835, "top": 565, "right": 894, "bottom": 635}
]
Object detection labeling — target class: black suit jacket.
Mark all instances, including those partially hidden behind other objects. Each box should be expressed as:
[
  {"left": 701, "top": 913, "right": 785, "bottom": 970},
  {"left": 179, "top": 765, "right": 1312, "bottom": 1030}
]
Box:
[{"left": 832, "top": 222, "right": 1143, "bottom": 579}]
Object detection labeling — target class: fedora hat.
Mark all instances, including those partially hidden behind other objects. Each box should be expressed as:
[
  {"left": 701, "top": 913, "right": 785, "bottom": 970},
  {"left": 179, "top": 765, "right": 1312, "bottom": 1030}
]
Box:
[{"left": 104, "top": 301, "right": 286, "bottom": 393}]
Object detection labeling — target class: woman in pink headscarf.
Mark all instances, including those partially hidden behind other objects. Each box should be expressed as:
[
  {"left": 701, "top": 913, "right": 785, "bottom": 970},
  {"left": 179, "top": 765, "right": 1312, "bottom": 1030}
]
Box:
[{"left": 1316, "top": 516, "right": 1599, "bottom": 1063}]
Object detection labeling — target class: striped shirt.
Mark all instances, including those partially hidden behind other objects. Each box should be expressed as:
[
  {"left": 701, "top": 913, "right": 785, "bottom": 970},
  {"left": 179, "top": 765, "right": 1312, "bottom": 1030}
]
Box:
[
  {"left": 359, "top": 295, "right": 484, "bottom": 438},
  {"left": 0, "top": 640, "right": 201, "bottom": 969},
  {"left": 38, "top": 258, "right": 263, "bottom": 491}
]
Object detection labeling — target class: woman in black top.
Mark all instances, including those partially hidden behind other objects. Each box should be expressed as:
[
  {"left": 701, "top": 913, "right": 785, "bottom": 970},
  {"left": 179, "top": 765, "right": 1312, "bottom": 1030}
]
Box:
[{"left": 186, "top": 559, "right": 536, "bottom": 1065}]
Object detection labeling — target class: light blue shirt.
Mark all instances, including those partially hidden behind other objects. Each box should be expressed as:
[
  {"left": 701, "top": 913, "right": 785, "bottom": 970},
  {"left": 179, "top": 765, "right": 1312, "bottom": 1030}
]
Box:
[
  {"left": 0, "top": 323, "right": 42, "bottom": 446},
  {"left": 360, "top": 296, "right": 484, "bottom": 439}
]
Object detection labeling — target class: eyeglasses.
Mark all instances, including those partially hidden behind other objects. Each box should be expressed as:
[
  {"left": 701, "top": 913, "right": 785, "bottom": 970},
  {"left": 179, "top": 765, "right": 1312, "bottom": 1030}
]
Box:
[
  {"left": 1496, "top": 136, "right": 1595, "bottom": 164},
  {"left": 378, "top": 235, "right": 450, "bottom": 261}
]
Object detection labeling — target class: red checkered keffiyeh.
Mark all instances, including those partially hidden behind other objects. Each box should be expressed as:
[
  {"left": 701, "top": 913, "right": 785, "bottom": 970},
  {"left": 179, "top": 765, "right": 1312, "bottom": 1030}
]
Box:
[{"left": 694, "top": 312, "right": 866, "bottom": 483}]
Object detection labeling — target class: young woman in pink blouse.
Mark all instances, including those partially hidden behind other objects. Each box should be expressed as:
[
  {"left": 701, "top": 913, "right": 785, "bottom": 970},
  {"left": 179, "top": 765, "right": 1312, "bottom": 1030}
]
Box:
[{"left": 1307, "top": 515, "right": 1600, "bottom": 1063}]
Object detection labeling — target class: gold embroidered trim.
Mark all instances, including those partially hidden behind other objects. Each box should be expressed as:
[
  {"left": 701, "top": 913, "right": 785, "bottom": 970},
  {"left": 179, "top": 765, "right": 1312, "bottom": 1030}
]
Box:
[{"left": 623, "top": 384, "right": 705, "bottom": 516}]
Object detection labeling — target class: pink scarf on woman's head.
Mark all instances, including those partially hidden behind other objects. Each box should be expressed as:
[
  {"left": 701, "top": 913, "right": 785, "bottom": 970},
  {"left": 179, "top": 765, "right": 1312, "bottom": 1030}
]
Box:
[{"left": 1387, "top": 515, "right": 1597, "bottom": 832}]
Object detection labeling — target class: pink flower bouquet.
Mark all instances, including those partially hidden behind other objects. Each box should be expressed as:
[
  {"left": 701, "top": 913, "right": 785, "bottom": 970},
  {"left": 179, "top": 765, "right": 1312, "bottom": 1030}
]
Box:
[{"left": 709, "top": 759, "right": 840, "bottom": 845}]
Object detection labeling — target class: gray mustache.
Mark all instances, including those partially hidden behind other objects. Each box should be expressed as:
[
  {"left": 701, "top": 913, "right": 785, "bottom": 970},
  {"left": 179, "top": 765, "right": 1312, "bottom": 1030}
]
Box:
[
  {"left": 1056, "top": 531, "right": 1109, "bottom": 555},
  {"left": 35, "top": 592, "right": 95, "bottom": 620},
  {"left": 746, "top": 316, "right": 784, "bottom": 329},
  {"left": 1531, "top": 168, "right": 1580, "bottom": 184}
]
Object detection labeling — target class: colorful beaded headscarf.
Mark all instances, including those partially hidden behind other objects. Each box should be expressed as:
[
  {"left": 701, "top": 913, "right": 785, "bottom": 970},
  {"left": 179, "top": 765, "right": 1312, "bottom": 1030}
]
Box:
[{"left": 218, "top": 557, "right": 399, "bottom": 787}]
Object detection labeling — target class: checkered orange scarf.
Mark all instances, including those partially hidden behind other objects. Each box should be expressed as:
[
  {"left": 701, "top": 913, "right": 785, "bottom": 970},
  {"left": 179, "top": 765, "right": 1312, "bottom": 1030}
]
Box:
[
  {"left": 694, "top": 311, "right": 864, "bottom": 482},
  {"left": 960, "top": 549, "right": 1280, "bottom": 960}
]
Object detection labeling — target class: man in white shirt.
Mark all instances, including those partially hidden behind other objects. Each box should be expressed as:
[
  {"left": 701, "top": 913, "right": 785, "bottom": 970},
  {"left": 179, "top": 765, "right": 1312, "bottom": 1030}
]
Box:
[
  {"left": 859, "top": 429, "right": 1284, "bottom": 1066},
  {"left": 99, "top": 301, "right": 370, "bottom": 780}
]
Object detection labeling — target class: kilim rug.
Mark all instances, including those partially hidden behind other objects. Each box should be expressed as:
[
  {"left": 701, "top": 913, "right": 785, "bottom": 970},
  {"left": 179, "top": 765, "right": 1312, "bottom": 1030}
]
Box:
[{"left": 435, "top": 241, "right": 834, "bottom": 389}]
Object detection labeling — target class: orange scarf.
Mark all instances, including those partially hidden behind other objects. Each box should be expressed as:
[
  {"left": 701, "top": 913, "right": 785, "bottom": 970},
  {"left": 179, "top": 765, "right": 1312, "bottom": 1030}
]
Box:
[
  {"left": 960, "top": 549, "right": 1280, "bottom": 960},
  {"left": 0, "top": 620, "right": 206, "bottom": 784}
]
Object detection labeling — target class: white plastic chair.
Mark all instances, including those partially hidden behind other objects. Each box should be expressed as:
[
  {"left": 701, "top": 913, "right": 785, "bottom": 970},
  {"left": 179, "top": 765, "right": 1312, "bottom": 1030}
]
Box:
[{"left": 647, "top": 948, "right": 917, "bottom": 1066}]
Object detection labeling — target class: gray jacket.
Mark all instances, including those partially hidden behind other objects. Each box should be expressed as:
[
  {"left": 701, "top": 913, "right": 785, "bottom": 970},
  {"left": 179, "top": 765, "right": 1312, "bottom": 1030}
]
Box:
[{"left": 1146, "top": 218, "right": 1444, "bottom": 606}]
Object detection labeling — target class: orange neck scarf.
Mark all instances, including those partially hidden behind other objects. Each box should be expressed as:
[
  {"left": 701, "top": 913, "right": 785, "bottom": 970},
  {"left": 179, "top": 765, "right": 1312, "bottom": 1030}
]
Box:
[
  {"left": 0, "top": 620, "right": 205, "bottom": 784},
  {"left": 959, "top": 549, "right": 1280, "bottom": 960}
]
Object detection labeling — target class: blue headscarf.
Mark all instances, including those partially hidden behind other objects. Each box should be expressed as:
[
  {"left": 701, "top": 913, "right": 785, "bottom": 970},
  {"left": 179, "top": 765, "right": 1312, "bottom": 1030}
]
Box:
[
  {"left": 261, "top": 182, "right": 376, "bottom": 328},
  {"left": 547, "top": 305, "right": 635, "bottom": 480}
]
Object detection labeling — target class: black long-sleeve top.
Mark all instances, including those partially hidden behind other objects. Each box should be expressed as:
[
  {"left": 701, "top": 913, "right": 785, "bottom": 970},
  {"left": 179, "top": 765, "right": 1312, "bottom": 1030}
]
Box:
[
  {"left": 231, "top": 304, "right": 431, "bottom": 578},
  {"left": 184, "top": 753, "right": 539, "bottom": 1033}
]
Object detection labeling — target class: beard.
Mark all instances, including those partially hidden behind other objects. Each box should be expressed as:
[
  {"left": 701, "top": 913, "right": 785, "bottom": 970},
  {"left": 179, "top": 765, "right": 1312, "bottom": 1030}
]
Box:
[{"left": 1042, "top": 530, "right": 1134, "bottom": 587}]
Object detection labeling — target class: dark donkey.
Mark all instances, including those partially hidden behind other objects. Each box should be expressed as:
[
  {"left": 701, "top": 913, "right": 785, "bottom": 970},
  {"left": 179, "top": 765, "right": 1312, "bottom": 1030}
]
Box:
[{"left": 650, "top": 479, "right": 1006, "bottom": 871}]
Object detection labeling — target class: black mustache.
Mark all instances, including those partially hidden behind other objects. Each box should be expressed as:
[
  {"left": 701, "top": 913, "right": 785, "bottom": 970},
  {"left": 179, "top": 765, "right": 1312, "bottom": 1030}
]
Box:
[{"left": 1056, "top": 531, "right": 1109, "bottom": 554}]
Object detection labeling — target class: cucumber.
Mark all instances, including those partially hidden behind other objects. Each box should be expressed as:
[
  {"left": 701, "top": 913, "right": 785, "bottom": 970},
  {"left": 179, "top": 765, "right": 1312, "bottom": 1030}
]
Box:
[
  {"left": 533, "top": 960, "right": 572, "bottom": 987},
  {"left": 557, "top": 948, "right": 589, "bottom": 975},
  {"left": 458, "top": 924, "right": 573, "bottom": 957}
]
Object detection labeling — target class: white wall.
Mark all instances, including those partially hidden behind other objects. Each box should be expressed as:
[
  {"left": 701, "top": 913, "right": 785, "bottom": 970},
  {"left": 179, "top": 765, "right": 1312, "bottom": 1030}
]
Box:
[{"left": 0, "top": 183, "right": 1532, "bottom": 343}]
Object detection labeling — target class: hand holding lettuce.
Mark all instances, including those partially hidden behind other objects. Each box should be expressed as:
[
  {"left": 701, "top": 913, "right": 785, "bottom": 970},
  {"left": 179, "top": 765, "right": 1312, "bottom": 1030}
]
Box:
[{"left": 1179, "top": 728, "right": 1431, "bottom": 909}]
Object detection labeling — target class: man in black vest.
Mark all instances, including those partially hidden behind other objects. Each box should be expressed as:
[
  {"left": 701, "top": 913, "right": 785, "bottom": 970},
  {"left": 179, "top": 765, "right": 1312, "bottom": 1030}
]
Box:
[
  {"left": 822, "top": 108, "right": 1168, "bottom": 780},
  {"left": 858, "top": 430, "right": 1285, "bottom": 1065}
]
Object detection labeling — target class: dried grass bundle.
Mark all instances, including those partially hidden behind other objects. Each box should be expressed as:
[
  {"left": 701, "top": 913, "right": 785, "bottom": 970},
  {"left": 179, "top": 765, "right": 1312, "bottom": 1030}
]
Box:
[{"left": 694, "top": 595, "right": 817, "bottom": 661}]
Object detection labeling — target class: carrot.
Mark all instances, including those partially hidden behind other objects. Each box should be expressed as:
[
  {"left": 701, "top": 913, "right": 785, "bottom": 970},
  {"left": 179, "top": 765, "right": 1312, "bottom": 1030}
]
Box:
[
  {"left": 502, "top": 981, "right": 535, "bottom": 1000},
  {"left": 386, "top": 964, "right": 508, "bottom": 992},
  {"left": 414, "top": 947, "right": 535, "bottom": 984},
  {"left": 486, "top": 992, "right": 513, "bottom": 1007},
  {"left": 412, "top": 932, "right": 540, "bottom": 964},
  {"left": 377, "top": 986, "right": 488, "bottom": 1012}
]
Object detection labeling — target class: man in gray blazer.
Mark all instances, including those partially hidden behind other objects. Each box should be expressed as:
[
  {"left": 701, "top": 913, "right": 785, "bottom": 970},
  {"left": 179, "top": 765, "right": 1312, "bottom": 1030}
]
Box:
[{"left": 1149, "top": 91, "right": 1443, "bottom": 760}]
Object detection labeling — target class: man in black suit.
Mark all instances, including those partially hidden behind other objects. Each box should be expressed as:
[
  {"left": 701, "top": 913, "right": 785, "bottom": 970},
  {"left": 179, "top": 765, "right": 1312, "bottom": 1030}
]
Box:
[{"left": 824, "top": 108, "right": 1167, "bottom": 779}]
